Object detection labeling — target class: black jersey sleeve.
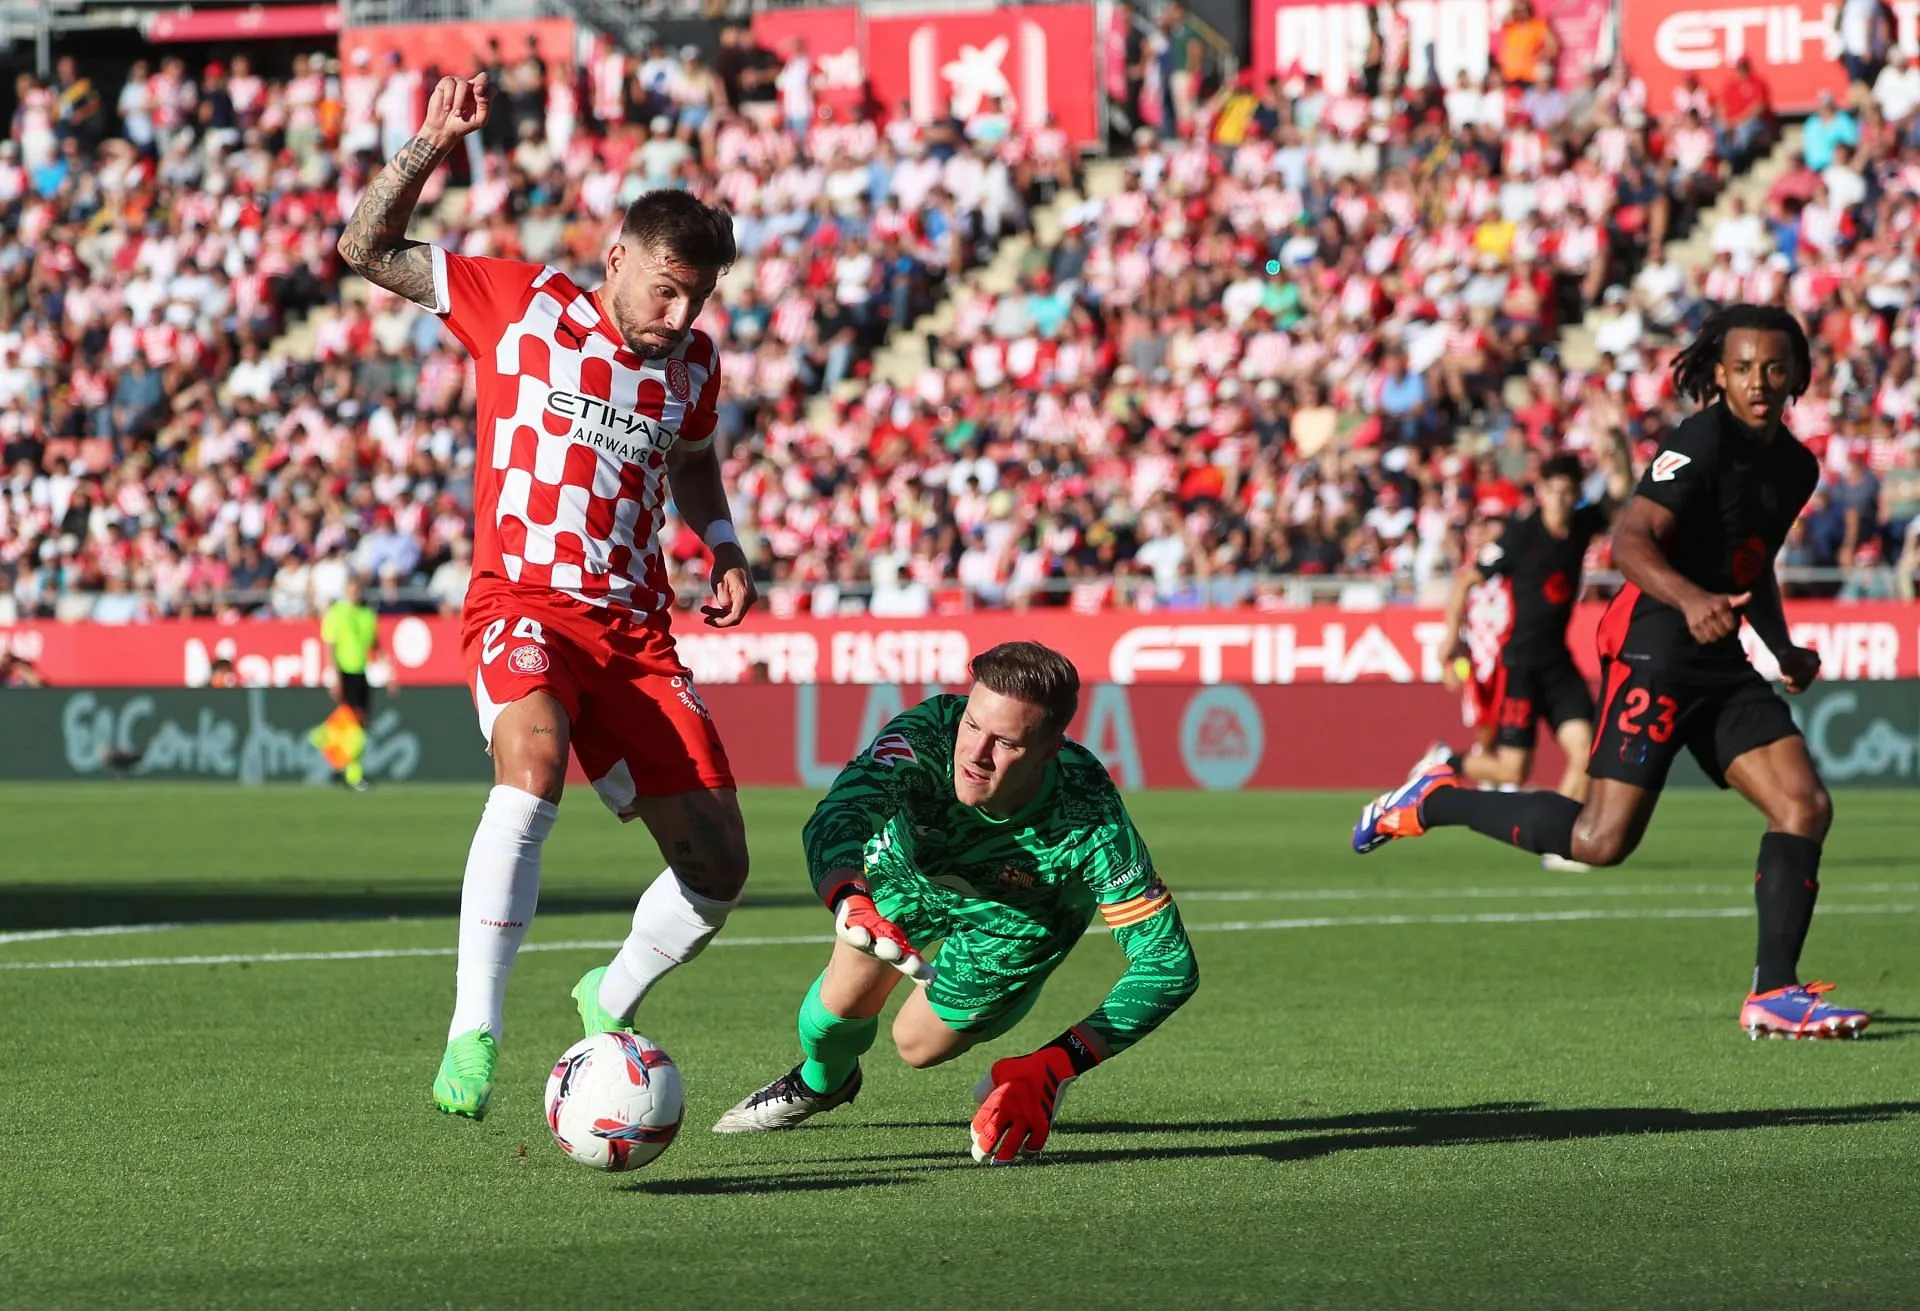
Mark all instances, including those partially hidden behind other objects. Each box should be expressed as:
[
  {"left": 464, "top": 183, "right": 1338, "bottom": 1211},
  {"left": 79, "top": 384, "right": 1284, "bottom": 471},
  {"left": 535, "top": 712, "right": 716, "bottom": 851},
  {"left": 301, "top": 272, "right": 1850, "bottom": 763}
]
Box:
[
  {"left": 1573, "top": 500, "right": 1610, "bottom": 543},
  {"left": 1633, "top": 415, "right": 1721, "bottom": 518},
  {"left": 1474, "top": 517, "right": 1518, "bottom": 579}
]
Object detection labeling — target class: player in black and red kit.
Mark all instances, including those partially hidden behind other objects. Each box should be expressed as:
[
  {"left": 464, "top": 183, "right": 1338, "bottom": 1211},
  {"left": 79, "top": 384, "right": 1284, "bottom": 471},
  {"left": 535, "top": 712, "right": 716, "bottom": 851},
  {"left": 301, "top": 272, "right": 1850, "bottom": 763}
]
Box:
[
  {"left": 1421, "top": 444, "right": 1633, "bottom": 812},
  {"left": 1355, "top": 305, "right": 1868, "bottom": 1040}
]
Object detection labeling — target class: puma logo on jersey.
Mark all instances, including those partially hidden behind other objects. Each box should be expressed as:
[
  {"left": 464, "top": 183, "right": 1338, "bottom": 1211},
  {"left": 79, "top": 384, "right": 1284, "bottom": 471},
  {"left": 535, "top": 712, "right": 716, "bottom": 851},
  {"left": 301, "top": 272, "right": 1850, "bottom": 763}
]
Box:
[
  {"left": 1650, "top": 451, "right": 1692, "bottom": 483},
  {"left": 870, "top": 733, "right": 916, "bottom": 768}
]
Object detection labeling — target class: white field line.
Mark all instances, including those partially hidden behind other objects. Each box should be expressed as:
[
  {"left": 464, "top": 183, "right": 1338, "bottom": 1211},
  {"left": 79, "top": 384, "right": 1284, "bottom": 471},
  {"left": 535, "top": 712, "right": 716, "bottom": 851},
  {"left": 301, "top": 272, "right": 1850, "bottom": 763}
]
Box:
[
  {"left": 1181, "top": 882, "right": 1920, "bottom": 903},
  {"left": 12, "top": 882, "right": 1920, "bottom": 949},
  {"left": 2, "top": 904, "right": 1914, "bottom": 972},
  {"left": 0, "top": 921, "right": 204, "bottom": 946}
]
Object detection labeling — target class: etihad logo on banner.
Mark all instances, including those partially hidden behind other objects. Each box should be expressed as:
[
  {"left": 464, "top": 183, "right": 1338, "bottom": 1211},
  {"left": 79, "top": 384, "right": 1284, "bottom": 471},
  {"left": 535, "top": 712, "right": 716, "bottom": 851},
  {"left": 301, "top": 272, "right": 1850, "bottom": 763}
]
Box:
[
  {"left": 1651, "top": 3, "right": 1840, "bottom": 70},
  {"left": 543, "top": 389, "right": 676, "bottom": 462}
]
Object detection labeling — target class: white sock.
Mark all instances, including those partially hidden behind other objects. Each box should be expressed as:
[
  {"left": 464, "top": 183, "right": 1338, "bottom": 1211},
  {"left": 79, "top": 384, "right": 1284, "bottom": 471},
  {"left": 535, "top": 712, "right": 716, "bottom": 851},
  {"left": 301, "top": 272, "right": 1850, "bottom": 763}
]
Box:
[
  {"left": 448, "top": 785, "right": 559, "bottom": 1042},
  {"left": 597, "top": 868, "right": 738, "bottom": 1021}
]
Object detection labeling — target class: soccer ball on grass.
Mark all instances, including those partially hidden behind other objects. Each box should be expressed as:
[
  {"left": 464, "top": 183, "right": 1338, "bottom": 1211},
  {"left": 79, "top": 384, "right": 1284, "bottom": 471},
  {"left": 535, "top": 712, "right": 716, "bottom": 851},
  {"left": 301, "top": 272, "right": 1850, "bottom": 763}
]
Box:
[{"left": 543, "top": 1031, "right": 684, "bottom": 1171}]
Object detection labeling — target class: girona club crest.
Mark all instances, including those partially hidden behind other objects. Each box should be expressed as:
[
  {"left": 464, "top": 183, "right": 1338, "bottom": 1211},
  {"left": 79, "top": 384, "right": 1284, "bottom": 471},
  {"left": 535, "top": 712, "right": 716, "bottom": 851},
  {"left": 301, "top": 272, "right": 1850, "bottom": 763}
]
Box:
[
  {"left": 665, "top": 358, "right": 691, "bottom": 401},
  {"left": 510, "top": 644, "right": 550, "bottom": 674}
]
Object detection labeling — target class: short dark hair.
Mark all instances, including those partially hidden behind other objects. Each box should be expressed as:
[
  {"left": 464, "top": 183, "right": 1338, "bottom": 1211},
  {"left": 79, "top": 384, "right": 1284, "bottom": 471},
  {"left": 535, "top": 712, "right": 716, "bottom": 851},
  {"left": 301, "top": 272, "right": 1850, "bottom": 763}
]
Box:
[
  {"left": 969, "top": 642, "right": 1081, "bottom": 737},
  {"left": 620, "top": 190, "right": 737, "bottom": 270},
  {"left": 1540, "top": 453, "right": 1583, "bottom": 485},
  {"left": 1671, "top": 303, "right": 1811, "bottom": 404}
]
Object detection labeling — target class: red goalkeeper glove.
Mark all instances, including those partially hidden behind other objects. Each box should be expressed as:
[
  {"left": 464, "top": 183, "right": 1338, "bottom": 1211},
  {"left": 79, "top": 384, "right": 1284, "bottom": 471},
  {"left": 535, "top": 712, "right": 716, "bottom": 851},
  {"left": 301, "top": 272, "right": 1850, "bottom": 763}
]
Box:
[
  {"left": 821, "top": 875, "right": 935, "bottom": 984},
  {"left": 969, "top": 1028, "right": 1103, "bottom": 1165}
]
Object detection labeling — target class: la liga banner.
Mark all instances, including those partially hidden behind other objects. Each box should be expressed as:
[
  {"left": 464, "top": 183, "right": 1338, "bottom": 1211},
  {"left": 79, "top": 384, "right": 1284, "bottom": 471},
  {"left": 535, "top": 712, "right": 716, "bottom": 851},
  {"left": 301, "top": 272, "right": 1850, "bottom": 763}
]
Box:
[{"left": 4, "top": 601, "right": 1915, "bottom": 690}]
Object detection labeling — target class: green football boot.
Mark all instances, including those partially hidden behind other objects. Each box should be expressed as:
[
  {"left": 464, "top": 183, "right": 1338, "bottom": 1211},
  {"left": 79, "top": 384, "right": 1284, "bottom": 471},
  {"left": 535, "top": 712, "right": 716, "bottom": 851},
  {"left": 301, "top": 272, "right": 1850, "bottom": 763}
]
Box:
[
  {"left": 433, "top": 1028, "right": 498, "bottom": 1120},
  {"left": 572, "top": 967, "right": 634, "bottom": 1038}
]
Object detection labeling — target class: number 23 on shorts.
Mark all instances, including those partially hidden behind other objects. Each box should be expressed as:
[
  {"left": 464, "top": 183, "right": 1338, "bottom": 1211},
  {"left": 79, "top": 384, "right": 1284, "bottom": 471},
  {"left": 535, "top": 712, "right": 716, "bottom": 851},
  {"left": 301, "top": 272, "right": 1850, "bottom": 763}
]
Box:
[{"left": 1615, "top": 688, "right": 1677, "bottom": 743}]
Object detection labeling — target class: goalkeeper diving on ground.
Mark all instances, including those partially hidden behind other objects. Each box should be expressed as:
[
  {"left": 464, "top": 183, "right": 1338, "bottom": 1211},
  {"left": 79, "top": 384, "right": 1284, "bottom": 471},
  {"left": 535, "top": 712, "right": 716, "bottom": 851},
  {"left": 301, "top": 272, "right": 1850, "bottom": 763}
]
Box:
[{"left": 712, "top": 641, "right": 1200, "bottom": 1163}]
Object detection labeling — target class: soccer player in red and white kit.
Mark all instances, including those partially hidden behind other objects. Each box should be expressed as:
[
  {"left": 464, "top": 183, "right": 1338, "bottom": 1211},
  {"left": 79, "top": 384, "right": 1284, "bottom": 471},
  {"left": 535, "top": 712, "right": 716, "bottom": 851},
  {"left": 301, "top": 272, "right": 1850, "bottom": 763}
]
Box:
[{"left": 340, "top": 72, "right": 760, "bottom": 1119}]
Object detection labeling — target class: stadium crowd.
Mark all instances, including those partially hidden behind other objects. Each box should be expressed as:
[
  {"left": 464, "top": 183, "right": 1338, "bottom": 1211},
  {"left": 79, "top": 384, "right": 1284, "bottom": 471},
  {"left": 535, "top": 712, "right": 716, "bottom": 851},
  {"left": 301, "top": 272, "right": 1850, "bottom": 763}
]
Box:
[{"left": 3, "top": 20, "right": 1920, "bottom": 628}]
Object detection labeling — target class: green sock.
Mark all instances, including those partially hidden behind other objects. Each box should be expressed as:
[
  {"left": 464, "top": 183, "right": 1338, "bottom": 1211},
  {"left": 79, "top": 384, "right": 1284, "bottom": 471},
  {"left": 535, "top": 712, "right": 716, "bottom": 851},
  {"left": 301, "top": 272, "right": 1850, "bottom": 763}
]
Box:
[{"left": 797, "top": 972, "right": 875, "bottom": 1095}]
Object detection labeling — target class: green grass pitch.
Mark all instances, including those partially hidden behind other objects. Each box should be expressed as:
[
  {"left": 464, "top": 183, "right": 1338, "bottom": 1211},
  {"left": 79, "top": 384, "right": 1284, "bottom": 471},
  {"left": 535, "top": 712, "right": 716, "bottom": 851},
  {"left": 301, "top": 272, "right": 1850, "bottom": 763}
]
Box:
[{"left": 1, "top": 782, "right": 1916, "bottom": 1310}]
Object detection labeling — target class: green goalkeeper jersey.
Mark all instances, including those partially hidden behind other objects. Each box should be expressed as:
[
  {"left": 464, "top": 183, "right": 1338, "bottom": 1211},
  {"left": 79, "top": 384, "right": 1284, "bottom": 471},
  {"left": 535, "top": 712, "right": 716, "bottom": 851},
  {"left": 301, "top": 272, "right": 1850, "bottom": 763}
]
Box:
[{"left": 802, "top": 695, "right": 1198, "bottom": 1056}]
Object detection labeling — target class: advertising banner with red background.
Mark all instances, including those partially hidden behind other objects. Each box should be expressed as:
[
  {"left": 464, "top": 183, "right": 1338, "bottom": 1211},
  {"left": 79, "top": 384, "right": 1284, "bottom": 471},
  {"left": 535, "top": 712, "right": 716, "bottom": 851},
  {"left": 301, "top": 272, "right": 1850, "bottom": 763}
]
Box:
[
  {"left": 704, "top": 681, "right": 1512, "bottom": 791},
  {"left": 1618, "top": 0, "right": 1920, "bottom": 114},
  {"left": 865, "top": 5, "right": 1100, "bottom": 145},
  {"left": 339, "top": 19, "right": 578, "bottom": 76},
  {"left": 1252, "top": 0, "right": 1608, "bottom": 92},
  {"left": 748, "top": 6, "right": 867, "bottom": 121},
  {"left": 150, "top": 4, "right": 342, "bottom": 43},
  {"left": 6, "top": 601, "right": 1915, "bottom": 691}
]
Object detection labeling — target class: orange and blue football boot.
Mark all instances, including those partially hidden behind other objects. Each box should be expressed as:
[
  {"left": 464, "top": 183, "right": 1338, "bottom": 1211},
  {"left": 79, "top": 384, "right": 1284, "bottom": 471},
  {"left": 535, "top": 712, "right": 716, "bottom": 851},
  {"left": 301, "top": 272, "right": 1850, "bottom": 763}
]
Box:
[
  {"left": 1351, "top": 761, "right": 1458, "bottom": 854},
  {"left": 1739, "top": 981, "right": 1870, "bottom": 1040}
]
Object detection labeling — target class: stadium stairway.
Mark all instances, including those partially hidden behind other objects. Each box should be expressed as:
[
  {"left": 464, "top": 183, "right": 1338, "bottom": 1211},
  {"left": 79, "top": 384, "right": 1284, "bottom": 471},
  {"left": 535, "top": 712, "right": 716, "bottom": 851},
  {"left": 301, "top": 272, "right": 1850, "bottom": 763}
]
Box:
[
  {"left": 1552, "top": 123, "right": 1805, "bottom": 372},
  {"left": 809, "top": 158, "right": 1129, "bottom": 423}
]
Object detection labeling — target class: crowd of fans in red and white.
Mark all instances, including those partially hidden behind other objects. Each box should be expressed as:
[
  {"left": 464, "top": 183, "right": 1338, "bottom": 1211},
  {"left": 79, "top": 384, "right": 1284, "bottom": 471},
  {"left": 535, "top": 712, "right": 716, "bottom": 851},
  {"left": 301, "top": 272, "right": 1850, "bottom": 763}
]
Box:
[
  {"left": 3, "top": 15, "right": 1920, "bottom": 630},
  {"left": 0, "top": 30, "right": 1055, "bottom": 623}
]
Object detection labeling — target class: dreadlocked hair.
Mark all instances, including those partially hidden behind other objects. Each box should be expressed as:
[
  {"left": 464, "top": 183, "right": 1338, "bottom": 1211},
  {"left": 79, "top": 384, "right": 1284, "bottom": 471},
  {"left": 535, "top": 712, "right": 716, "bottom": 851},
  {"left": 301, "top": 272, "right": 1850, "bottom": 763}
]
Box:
[{"left": 1669, "top": 304, "right": 1811, "bottom": 405}]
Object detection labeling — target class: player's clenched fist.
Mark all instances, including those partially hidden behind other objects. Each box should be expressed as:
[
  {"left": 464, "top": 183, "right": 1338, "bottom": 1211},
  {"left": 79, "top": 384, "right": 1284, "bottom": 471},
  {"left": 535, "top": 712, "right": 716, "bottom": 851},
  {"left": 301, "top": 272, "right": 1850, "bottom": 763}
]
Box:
[
  {"left": 823, "top": 876, "right": 934, "bottom": 984},
  {"left": 421, "top": 72, "right": 491, "bottom": 149},
  {"left": 1776, "top": 645, "right": 1821, "bottom": 694},
  {"left": 1681, "top": 589, "right": 1750, "bottom": 645}
]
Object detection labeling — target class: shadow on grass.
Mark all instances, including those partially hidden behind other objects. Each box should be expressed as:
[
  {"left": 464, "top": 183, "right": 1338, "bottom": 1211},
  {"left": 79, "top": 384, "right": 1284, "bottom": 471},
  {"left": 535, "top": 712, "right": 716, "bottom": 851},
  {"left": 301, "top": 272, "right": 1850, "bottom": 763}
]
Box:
[
  {"left": 843, "top": 1100, "right": 1920, "bottom": 1172},
  {"left": 0, "top": 885, "right": 820, "bottom": 931},
  {"left": 626, "top": 1168, "right": 921, "bottom": 1196},
  {"left": 1854, "top": 1014, "right": 1920, "bottom": 1041}
]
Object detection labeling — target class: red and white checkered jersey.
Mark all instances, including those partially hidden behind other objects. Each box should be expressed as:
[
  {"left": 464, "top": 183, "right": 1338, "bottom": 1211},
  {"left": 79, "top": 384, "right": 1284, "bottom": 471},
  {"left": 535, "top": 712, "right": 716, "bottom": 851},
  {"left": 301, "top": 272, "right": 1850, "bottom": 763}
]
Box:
[
  {"left": 1464, "top": 572, "right": 1514, "bottom": 682},
  {"left": 429, "top": 250, "right": 721, "bottom": 620}
]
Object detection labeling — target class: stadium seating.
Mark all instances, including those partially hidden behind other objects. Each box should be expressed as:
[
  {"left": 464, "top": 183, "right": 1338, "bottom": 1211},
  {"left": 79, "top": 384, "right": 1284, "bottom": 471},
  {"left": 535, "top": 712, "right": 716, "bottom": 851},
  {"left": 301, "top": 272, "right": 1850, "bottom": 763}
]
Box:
[{"left": 1, "top": 40, "right": 1914, "bottom": 625}]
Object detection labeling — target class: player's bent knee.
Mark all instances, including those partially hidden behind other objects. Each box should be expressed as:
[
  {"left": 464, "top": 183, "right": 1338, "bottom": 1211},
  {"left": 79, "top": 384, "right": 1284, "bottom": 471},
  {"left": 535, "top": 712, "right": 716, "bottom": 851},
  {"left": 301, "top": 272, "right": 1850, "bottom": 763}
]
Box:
[
  {"left": 891, "top": 995, "right": 971, "bottom": 1069},
  {"left": 892, "top": 1014, "right": 968, "bottom": 1069},
  {"left": 1776, "top": 785, "right": 1833, "bottom": 840},
  {"left": 1569, "top": 820, "right": 1636, "bottom": 868}
]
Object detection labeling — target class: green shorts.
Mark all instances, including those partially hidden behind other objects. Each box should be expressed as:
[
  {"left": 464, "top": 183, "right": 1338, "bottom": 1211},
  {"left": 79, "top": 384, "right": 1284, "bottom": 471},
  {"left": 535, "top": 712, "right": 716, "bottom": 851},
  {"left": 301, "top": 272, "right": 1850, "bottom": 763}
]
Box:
[{"left": 870, "top": 870, "right": 1087, "bottom": 1042}]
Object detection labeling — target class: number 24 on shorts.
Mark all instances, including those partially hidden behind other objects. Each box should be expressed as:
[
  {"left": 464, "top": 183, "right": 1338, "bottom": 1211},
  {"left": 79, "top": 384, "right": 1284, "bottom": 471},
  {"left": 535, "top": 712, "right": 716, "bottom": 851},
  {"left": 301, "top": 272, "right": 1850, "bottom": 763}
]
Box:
[{"left": 481, "top": 617, "right": 548, "bottom": 669}]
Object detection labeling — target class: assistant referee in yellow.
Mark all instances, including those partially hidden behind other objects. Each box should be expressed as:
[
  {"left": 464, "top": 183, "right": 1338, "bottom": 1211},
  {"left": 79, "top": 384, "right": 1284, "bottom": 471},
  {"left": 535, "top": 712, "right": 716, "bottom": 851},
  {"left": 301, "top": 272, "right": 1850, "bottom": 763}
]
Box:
[{"left": 317, "top": 575, "right": 390, "bottom": 790}]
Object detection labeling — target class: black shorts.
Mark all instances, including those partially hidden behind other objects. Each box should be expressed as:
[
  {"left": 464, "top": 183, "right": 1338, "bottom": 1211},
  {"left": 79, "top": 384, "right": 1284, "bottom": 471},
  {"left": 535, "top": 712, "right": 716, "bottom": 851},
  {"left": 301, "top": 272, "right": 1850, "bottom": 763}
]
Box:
[
  {"left": 337, "top": 670, "right": 371, "bottom": 714},
  {"left": 1493, "top": 658, "right": 1596, "bottom": 750},
  {"left": 1588, "top": 657, "right": 1800, "bottom": 791}
]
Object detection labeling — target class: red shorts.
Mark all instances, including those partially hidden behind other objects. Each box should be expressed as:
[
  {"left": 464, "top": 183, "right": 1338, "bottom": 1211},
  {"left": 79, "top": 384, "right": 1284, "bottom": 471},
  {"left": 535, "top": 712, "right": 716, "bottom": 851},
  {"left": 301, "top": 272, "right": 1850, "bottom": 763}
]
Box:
[
  {"left": 1462, "top": 666, "right": 1505, "bottom": 733},
  {"left": 462, "top": 579, "right": 735, "bottom": 815}
]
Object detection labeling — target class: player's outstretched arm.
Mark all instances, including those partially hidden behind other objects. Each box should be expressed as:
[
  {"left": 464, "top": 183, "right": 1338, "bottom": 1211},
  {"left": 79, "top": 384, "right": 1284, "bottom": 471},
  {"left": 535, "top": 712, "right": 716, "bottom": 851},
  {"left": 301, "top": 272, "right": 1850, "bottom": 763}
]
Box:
[
  {"left": 337, "top": 74, "right": 490, "bottom": 308},
  {"left": 800, "top": 703, "right": 953, "bottom": 979},
  {"left": 1744, "top": 564, "right": 1820, "bottom": 692},
  {"left": 668, "top": 443, "right": 756, "bottom": 628},
  {"left": 971, "top": 880, "right": 1198, "bottom": 1165},
  {"left": 1440, "top": 553, "right": 1489, "bottom": 691}
]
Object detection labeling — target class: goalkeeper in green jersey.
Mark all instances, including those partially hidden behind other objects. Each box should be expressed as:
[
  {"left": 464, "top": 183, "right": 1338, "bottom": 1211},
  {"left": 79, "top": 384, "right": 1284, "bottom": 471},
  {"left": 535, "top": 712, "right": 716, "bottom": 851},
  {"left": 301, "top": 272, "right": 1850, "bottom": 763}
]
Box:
[{"left": 713, "top": 641, "right": 1199, "bottom": 1163}]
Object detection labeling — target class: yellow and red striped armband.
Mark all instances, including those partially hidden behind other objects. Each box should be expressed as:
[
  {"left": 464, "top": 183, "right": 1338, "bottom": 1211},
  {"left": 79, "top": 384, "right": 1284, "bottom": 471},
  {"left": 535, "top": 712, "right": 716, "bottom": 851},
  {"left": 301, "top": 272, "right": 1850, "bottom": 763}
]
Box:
[{"left": 1099, "top": 879, "right": 1171, "bottom": 929}]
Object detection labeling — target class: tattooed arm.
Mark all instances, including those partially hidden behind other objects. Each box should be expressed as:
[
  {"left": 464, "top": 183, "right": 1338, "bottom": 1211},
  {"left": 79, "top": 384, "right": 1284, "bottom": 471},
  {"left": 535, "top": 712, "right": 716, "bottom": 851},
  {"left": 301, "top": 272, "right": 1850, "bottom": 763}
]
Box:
[{"left": 336, "top": 74, "right": 491, "bottom": 309}]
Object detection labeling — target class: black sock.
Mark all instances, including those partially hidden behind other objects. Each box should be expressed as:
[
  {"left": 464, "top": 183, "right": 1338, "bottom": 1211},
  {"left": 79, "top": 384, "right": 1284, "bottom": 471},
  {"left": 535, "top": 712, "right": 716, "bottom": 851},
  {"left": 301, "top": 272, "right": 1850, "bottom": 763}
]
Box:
[
  {"left": 1419, "top": 787, "right": 1580, "bottom": 856},
  {"left": 1753, "top": 832, "right": 1822, "bottom": 994}
]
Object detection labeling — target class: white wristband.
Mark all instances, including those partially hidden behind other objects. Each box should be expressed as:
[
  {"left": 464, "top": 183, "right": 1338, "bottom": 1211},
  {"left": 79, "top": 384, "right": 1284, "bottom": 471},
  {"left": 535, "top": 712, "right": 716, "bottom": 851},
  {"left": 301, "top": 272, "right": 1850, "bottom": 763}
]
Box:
[{"left": 703, "top": 520, "right": 740, "bottom": 551}]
